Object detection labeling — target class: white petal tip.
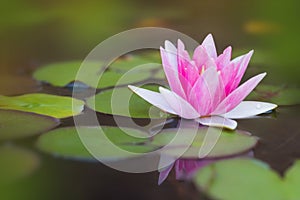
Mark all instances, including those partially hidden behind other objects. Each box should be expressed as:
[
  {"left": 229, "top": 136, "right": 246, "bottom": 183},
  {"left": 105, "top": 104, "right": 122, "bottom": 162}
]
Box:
[
  {"left": 128, "top": 85, "right": 137, "bottom": 91},
  {"left": 196, "top": 116, "right": 238, "bottom": 130},
  {"left": 222, "top": 101, "right": 278, "bottom": 119}
]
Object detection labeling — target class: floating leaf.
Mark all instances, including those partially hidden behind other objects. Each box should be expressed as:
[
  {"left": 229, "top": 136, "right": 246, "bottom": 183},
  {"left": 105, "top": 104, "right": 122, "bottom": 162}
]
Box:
[
  {"left": 109, "top": 52, "right": 161, "bottom": 72},
  {"left": 33, "top": 61, "right": 152, "bottom": 89},
  {"left": 193, "top": 158, "right": 285, "bottom": 200},
  {"left": 33, "top": 61, "right": 101, "bottom": 87},
  {"left": 36, "top": 126, "right": 157, "bottom": 161},
  {"left": 86, "top": 85, "right": 169, "bottom": 118},
  {"left": 0, "top": 145, "right": 40, "bottom": 185},
  {"left": 0, "top": 109, "right": 59, "bottom": 140},
  {"left": 0, "top": 93, "right": 84, "bottom": 118},
  {"left": 284, "top": 160, "right": 300, "bottom": 199},
  {"left": 96, "top": 70, "right": 150, "bottom": 88},
  {"left": 247, "top": 84, "right": 300, "bottom": 105},
  {"left": 153, "top": 68, "right": 166, "bottom": 80},
  {"left": 151, "top": 127, "right": 258, "bottom": 159}
]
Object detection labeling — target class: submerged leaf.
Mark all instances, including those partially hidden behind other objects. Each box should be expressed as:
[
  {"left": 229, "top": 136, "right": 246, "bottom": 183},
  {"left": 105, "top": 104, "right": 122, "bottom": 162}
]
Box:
[
  {"left": 0, "top": 145, "right": 40, "bottom": 185},
  {"left": 0, "top": 93, "right": 84, "bottom": 118},
  {"left": 247, "top": 84, "right": 300, "bottom": 105},
  {"left": 0, "top": 109, "right": 59, "bottom": 140}
]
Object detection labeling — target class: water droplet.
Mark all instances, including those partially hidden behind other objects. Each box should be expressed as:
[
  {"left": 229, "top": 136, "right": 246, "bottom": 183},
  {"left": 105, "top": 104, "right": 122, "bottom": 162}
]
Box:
[
  {"left": 159, "top": 111, "right": 165, "bottom": 117},
  {"left": 256, "top": 103, "right": 261, "bottom": 109}
]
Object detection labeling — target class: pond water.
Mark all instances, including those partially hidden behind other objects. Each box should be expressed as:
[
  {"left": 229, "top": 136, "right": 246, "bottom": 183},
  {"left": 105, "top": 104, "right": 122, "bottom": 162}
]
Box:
[{"left": 1, "top": 0, "right": 300, "bottom": 199}]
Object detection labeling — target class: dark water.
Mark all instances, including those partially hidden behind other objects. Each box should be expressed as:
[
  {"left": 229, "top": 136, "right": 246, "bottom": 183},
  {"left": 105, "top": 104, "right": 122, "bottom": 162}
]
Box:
[
  {"left": 1, "top": 0, "right": 300, "bottom": 199},
  {"left": 2, "top": 102, "right": 299, "bottom": 200}
]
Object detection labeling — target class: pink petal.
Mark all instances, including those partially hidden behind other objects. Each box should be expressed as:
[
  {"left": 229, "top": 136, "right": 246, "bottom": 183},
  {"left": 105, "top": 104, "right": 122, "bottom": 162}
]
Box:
[
  {"left": 158, "top": 163, "right": 174, "bottom": 185},
  {"left": 163, "top": 40, "right": 178, "bottom": 69},
  {"left": 159, "top": 87, "right": 200, "bottom": 119},
  {"left": 177, "top": 40, "right": 191, "bottom": 74},
  {"left": 215, "top": 46, "right": 232, "bottom": 70},
  {"left": 175, "top": 159, "right": 214, "bottom": 180},
  {"left": 160, "top": 47, "right": 187, "bottom": 99},
  {"left": 192, "top": 45, "right": 216, "bottom": 71},
  {"left": 188, "top": 67, "right": 225, "bottom": 115},
  {"left": 230, "top": 50, "right": 254, "bottom": 91},
  {"left": 195, "top": 116, "right": 237, "bottom": 130},
  {"left": 222, "top": 101, "right": 278, "bottom": 119},
  {"left": 212, "top": 73, "right": 267, "bottom": 115},
  {"left": 201, "top": 34, "right": 218, "bottom": 59},
  {"left": 177, "top": 40, "right": 199, "bottom": 90},
  {"left": 128, "top": 85, "right": 177, "bottom": 115},
  {"left": 219, "top": 50, "right": 253, "bottom": 95}
]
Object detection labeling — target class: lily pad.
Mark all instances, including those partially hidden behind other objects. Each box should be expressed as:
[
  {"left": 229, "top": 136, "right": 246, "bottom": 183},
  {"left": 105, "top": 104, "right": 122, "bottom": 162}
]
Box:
[
  {"left": 151, "top": 127, "right": 258, "bottom": 159},
  {"left": 33, "top": 61, "right": 100, "bottom": 87},
  {"left": 284, "top": 160, "right": 300, "bottom": 199},
  {"left": 36, "top": 126, "right": 157, "bottom": 161},
  {"left": 0, "top": 145, "right": 40, "bottom": 185},
  {"left": 247, "top": 84, "right": 300, "bottom": 105},
  {"left": 33, "top": 61, "right": 153, "bottom": 89},
  {"left": 0, "top": 93, "right": 84, "bottom": 118},
  {"left": 193, "top": 158, "right": 285, "bottom": 200},
  {"left": 86, "top": 85, "right": 169, "bottom": 118},
  {"left": 153, "top": 68, "right": 166, "bottom": 80},
  {"left": 109, "top": 52, "right": 161, "bottom": 72},
  {"left": 0, "top": 109, "right": 59, "bottom": 140}
]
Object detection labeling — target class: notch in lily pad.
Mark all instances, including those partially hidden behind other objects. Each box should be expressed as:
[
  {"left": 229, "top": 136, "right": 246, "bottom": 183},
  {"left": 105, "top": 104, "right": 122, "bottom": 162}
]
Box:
[{"left": 193, "top": 158, "right": 300, "bottom": 200}]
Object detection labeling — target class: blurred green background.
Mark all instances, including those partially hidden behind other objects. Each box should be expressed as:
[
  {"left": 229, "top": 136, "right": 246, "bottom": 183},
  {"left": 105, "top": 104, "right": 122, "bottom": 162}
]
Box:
[{"left": 1, "top": 0, "right": 299, "bottom": 96}]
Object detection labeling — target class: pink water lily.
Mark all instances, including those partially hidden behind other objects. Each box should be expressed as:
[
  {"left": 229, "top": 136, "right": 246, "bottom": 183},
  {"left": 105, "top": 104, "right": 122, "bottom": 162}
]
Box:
[{"left": 129, "top": 34, "right": 277, "bottom": 130}]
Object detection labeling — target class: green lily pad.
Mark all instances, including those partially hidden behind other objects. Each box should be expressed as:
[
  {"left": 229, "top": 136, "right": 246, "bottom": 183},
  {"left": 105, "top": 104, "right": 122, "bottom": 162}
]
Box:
[
  {"left": 151, "top": 127, "right": 258, "bottom": 159},
  {"left": 0, "top": 93, "right": 84, "bottom": 118},
  {"left": 86, "top": 85, "right": 169, "bottom": 118},
  {"left": 284, "top": 160, "right": 300, "bottom": 199},
  {"left": 193, "top": 158, "right": 285, "bottom": 200},
  {"left": 109, "top": 52, "right": 161, "bottom": 72},
  {"left": 0, "top": 109, "right": 59, "bottom": 140},
  {"left": 36, "top": 126, "right": 157, "bottom": 161},
  {"left": 153, "top": 68, "right": 166, "bottom": 80},
  {"left": 33, "top": 61, "right": 101, "bottom": 87},
  {"left": 247, "top": 84, "right": 300, "bottom": 105},
  {"left": 0, "top": 145, "right": 40, "bottom": 185},
  {"left": 33, "top": 60, "right": 153, "bottom": 89}
]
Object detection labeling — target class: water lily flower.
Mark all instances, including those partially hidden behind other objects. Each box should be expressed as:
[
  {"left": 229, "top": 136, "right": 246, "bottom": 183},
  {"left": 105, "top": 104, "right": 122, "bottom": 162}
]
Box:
[{"left": 129, "top": 34, "right": 277, "bottom": 130}]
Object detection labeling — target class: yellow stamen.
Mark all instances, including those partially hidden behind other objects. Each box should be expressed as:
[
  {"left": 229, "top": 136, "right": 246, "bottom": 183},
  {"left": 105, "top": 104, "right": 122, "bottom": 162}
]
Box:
[{"left": 200, "top": 65, "right": 205, "bottom": 75}]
